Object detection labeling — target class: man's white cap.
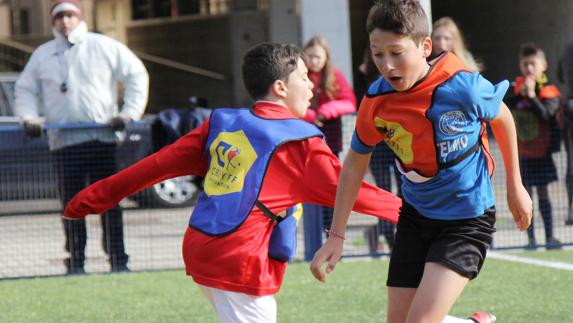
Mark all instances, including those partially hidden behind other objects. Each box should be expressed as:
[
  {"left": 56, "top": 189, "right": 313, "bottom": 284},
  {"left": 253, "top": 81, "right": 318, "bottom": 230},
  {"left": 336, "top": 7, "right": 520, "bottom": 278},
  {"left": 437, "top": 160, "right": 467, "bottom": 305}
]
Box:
[{"left": 50, "top": 0, "right": 82, "bottom": 20}]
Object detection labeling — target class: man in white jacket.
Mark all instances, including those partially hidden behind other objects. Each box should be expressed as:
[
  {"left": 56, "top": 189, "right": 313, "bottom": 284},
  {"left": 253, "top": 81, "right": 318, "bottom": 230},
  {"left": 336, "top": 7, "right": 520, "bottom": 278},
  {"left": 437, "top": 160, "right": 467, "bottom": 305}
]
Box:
[{"left": 15, "top": 0, "right": 149, "bottom": 275}]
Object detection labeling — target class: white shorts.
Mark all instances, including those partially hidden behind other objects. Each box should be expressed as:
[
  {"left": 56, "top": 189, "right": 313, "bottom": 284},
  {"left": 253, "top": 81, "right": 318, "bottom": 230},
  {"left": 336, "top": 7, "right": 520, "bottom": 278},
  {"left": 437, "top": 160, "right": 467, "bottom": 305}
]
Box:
[{"left": 198, "top": 284, "right": 277, "bottom": 323}]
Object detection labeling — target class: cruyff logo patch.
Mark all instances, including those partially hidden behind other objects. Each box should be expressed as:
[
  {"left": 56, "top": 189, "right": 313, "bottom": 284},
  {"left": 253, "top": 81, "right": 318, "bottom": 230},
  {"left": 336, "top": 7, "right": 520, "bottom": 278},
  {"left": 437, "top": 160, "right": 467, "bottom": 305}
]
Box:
[
  {"left": 215, "top": 141, "right": 231, "bottom": 167},
  {"left": 206, "top": 130, "right": 257, "bottom": 196},
  {"left": 215, "top": 141, "right": 242, "bottom": 170},
  {"left": 386, "top": 128, "right": 396, "bottom": 140},
  {"left": 439, "top": 111, "right": 467, "bottom": 135},
  {"left": 226, "top": 147, "right": 241, "bottom": 170}
]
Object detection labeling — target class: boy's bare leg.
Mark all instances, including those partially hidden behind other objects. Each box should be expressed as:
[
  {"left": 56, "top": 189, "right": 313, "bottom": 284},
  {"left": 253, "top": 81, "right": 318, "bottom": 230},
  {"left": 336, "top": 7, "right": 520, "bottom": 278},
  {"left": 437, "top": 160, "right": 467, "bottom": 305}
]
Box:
[
  {"left": 387, "top": 287, "right": 416, "bottom": 323},
  {"left": 406, "top": 262, "right": 469, "bottom": 323}
]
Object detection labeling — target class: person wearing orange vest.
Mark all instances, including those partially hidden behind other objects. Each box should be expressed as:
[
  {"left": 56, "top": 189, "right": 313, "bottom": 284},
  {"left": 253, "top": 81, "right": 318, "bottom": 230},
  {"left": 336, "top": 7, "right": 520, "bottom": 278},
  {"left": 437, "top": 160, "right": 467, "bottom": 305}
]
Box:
[
  {"left": 506, "top": 43, "right": 562, "bottom": 250},
  {"left": 310, "top": 1, "right": 532, "bottom": 323}
]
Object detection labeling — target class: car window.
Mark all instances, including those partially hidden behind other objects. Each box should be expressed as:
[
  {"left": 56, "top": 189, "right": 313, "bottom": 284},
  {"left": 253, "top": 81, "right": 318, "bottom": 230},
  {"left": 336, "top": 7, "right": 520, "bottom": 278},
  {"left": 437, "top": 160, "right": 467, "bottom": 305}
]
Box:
[{"left": 0, "top": 73, "right": 19, "bottom": 117}]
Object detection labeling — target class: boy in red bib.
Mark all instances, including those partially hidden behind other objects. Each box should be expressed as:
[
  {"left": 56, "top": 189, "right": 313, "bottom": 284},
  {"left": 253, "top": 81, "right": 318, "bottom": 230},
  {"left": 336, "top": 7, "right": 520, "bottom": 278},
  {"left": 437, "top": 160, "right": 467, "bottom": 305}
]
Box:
[{"left": 64, "top": 43, "right": 400, "bottom": 322}]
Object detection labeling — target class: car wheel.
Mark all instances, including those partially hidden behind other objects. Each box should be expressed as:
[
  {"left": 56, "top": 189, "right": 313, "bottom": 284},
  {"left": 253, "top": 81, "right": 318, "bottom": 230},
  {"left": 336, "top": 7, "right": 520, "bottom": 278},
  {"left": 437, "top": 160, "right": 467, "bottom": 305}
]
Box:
[{"left": 137, "top": 175, "right": 201, "bottom": 208}]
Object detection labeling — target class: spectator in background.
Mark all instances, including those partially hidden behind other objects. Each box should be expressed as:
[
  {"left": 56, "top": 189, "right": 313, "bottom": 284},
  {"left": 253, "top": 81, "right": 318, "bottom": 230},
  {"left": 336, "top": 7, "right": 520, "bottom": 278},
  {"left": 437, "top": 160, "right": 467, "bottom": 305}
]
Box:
[
  {"left": 558, "top": 40, "right": 573, "bottom": 225},
  {"left": 354, "top": 45, "right": 381, "bottom": 101},
  {"left": 15, "top": 0, "right": 149, "bottom": 274},
  {"left": 431, "top": 16, "right": 482, "bottom": 72},
  {"left": 357, "top": 47, "right": 401, "bottom": 253},
  {"left": 506, "top": 43, "right": 562, "bottom": 249},
  {"left": 302, "top": 36, "right": 357, "bottom": 230}
]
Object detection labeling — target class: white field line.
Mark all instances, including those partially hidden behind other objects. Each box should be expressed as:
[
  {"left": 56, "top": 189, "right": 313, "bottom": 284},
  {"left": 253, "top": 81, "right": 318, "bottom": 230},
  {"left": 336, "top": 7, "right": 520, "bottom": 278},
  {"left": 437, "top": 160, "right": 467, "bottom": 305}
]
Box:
[{"left": 488, "top": 251, "right": 573, "bottom": 271}]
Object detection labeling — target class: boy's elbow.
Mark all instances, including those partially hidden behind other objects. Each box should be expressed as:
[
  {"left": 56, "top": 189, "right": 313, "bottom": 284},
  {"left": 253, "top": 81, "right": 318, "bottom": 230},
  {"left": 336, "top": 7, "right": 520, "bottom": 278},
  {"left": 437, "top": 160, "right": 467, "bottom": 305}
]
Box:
[
  {"left": 495, "top": 103, "right": 512, "bottom": 121},
  {"left": 490, "top": 104, "right": 513, "bottom": 129}
]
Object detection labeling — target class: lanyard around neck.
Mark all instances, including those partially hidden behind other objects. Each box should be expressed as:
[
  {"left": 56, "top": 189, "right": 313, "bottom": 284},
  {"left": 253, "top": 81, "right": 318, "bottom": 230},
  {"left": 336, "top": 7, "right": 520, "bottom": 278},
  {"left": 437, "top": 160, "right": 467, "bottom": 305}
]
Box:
[{"left": 56, "top": 43, "right": 72, "bottom": 93}]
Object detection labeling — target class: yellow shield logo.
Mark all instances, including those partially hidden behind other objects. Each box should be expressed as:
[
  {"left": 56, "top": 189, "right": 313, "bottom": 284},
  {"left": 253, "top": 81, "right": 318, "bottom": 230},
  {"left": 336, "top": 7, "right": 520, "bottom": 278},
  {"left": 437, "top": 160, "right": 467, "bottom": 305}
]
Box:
[
  {"left": 374, "top": 116, "right": 414, "bottom": 164},
  {"left": 205, "top": 130, "right": 258, "bottom": 196}
]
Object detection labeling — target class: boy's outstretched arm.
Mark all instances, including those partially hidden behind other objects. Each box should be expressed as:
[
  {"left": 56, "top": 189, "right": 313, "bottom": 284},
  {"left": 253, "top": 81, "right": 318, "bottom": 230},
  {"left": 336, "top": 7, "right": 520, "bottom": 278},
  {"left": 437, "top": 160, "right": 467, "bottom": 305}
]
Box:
[
  {"left": 310, "top": 150, "right": 371, "bottom": 282},
  {"left": 490, "top": 102, "right": 532, "bottom": 231},
  {"left": 64, "top": 123, "right": 210, "bottom": 219}
]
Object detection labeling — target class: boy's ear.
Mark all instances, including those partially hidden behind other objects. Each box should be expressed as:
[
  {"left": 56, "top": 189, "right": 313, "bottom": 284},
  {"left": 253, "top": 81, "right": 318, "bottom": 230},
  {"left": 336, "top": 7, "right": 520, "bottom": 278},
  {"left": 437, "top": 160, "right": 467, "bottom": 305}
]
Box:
[
  {"left": 271, "top": 79, "right": 288, "bottom": 99},
  {"left": 420, "top": 36, "right": 432, "bottom": 58}
]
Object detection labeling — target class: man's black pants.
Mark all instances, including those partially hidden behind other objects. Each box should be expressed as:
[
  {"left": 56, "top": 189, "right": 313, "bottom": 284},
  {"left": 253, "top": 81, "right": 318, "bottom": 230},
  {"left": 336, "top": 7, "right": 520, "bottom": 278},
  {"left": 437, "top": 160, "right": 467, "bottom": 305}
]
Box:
[{"left": 53, "top": 141, "right": 128, "bottom": 271}]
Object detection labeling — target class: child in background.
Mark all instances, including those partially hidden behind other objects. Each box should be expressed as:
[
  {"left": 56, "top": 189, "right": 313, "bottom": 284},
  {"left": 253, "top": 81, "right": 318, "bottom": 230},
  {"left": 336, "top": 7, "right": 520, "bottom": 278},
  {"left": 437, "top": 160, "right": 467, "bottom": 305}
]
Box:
[
  {"left": 558, "top": 39, "right": 573, "bottom": 225},
  {"left": 302, "top": 35, "right": 357, "bottom": 154},
  {"left": 431, "top": 16, "right": 482, "bottom": 72},
  {"left": 311, "top": 1, "right": 532, "bottom": 322},
  {"left": 64, "top": 42, "right": 401, "bottom": 323},
  {"left": 506, "top": 43, "right": 562, "bottom": 249},
  {"left": 302, "top": 36, "right": 357, "bottom": 230}
]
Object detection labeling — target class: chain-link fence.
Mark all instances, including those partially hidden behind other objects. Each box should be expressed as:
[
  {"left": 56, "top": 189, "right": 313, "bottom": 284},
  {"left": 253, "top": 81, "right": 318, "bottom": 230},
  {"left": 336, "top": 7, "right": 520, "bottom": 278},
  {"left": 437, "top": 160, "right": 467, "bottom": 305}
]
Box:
[{"left": 1, "top": 114, "right": 572, "bottom": 279}]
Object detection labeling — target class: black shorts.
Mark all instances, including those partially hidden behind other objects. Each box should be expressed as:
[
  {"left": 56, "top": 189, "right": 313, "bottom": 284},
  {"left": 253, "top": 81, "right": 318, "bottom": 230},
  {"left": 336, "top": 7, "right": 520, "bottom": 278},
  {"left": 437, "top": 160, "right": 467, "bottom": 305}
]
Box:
[{"left": 387, "top": 202, "right": 496, "bottom": 288}]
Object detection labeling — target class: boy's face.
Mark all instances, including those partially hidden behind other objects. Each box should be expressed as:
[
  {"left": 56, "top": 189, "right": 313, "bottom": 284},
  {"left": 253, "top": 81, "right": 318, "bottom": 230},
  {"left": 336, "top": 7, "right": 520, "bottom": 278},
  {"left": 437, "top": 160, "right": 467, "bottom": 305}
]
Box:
[
  {"left": 369, "top": 28, "right": 432, "bottom": 92},
  {"left": 519, "top": 55, "right": 547, "bottom": 80},
  {"left": 283, "top": 58, "right": 314, "bottom": 117}
]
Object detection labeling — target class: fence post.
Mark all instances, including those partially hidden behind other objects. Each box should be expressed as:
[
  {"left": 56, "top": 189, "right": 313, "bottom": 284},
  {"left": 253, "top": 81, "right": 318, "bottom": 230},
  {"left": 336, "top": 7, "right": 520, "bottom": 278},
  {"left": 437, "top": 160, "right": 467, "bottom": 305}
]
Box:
[{"left": 303, "top": 203, "right": 323, "bottom": 261}]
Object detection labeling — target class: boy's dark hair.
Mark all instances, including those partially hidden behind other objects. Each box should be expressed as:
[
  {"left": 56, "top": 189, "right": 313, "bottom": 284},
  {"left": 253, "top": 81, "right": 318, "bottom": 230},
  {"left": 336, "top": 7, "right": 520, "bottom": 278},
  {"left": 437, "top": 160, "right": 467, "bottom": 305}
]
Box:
[
  {"left": 366, "top": 0, "right": 429, "bottom": 44},
  {"left": 242, "top": 43, "right": 303, "bottom": 100},
  {"left": 519, "top": 42, "right": 546, "bottom": 61}
]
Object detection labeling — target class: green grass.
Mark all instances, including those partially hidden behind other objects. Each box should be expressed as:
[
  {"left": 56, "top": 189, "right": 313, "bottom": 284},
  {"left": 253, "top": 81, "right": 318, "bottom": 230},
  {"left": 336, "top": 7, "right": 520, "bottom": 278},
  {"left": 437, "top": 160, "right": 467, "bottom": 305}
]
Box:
[
  {"left": 1, "top": 257, "right": 572, "bottom": 322},
  {"left": 515, "top": 249, "right": 573, "bottom": 263}
]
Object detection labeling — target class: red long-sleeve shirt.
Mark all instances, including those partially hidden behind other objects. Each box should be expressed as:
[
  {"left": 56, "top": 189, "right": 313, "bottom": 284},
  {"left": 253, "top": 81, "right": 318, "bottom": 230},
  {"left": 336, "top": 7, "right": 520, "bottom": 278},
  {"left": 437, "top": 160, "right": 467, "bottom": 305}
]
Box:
[{"left": 65, "top": 101, "right": 401, "bottom": 296}]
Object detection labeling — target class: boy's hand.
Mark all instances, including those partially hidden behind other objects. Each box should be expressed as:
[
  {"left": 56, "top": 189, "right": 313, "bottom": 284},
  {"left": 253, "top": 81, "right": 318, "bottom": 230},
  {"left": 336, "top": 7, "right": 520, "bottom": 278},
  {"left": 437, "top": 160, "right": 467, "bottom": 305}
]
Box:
[
  {"left": 507, "top": 183, "right": 532, "bottom": 231},
  {"left": 109, "top": 115, "right": 131, "bottom": 131},
  {"left": 23, "top": 120, "right": 43, "bottom": 138},
  {"left": 313, "top": 116, "right": 324, "bottom": 127},
  {"left": 522, "top": 76, "right": 537, "bottom": 98},
  {"left": 310, "top": 236, "right": 344, "bottom": 283}
]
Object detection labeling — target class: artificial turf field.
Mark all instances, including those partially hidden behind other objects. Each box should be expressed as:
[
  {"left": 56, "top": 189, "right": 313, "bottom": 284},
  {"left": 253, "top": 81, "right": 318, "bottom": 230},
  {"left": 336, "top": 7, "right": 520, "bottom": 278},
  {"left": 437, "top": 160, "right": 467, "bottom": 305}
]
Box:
[{"left": 2, "top": 250, "right": 572, "bottom": 323}]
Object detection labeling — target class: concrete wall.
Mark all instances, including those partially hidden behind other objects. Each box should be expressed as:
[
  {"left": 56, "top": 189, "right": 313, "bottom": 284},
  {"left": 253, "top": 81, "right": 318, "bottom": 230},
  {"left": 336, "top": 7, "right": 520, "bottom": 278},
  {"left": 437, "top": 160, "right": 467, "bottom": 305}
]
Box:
[
  {"left": 95, "top": 0, "right": 131, "bottom": 43},
  {"left": 229, "top": 12, "right": 268, "bottom": 106},
  {"left": 268, "top": 0, "right": 298, "bottom": 45},
  {"left": 432, "top": 0, "right": 573, "bottom": 90},
  {"left": 0, "top": 2, "right": 11, "bottom": 37},
  {"left": 126, "top": 12, "right": 267, "bottom": 112},
  {"left": 9, "top": 0, "right": 50, "bottom": 36},
  {"left": 300, "top": 0, "right": 353, "bottom": 85}
]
